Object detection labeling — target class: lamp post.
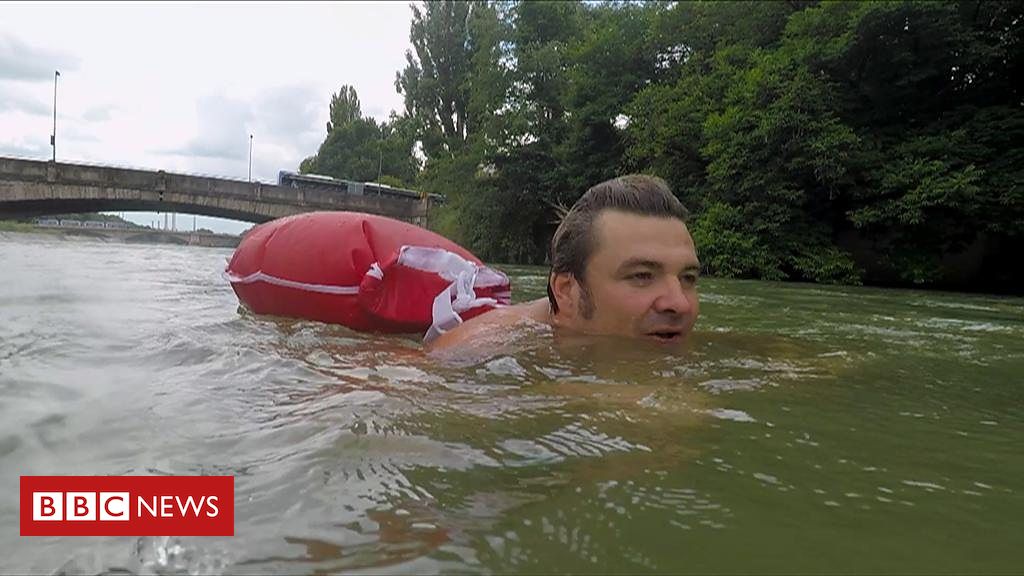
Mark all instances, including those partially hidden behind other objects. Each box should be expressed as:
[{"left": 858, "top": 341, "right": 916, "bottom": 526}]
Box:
[
  {"left": 248, "top": 134, "right": 253, "bottom": 182},
  {"left": 51, "top": 70, "right": 60, "bottom": 161}
]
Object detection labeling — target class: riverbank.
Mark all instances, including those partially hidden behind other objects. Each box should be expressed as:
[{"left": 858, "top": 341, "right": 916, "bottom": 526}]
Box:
[{"left": 0, "top": 221, "right": 240, "bottom": 248}]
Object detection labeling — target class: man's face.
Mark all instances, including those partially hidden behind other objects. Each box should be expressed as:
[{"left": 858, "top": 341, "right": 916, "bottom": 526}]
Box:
[{"left": 553, "top": 210, "right": 700, "bottom": 345}]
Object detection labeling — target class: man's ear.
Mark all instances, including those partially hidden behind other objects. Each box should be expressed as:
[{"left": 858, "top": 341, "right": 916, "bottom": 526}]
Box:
[{"left": 550, "top": 272, "right": 579, "bottom": 321}]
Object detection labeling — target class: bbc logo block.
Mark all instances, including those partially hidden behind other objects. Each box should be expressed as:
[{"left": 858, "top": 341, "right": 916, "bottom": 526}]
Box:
[
  {"left": 33, "top": 491, "right": 130, "bottom": 521},
  {"left": 21, "top": 476, "right": 233, "bottom": 536}
]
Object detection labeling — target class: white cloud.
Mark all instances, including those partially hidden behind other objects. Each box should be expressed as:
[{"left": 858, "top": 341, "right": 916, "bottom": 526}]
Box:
[
  {"left": 0, "top": 32, "right": 79, "bottom": 81},
  {"left": 60, "top": 123, "right": 101, "bottom": 143},
  {"left": 160, "top": 94, "right": 254, "bottom": 161},
  {"left": 0, "top": 137, "right": 49, "bottom": 159},
  {"left": 82, "top": 104, "right": 115, "bottom": 122},
  {"left": 0, "top": 2, "right": 415, "bottom": 233},
  {"left": 0, "top": 84, "right": 50, "bottom": 115}
]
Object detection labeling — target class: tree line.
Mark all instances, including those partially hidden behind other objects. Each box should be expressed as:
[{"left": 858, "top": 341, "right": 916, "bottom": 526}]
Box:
[{"left": 299, "top": 1, "right": 1023, "bottom": 293}]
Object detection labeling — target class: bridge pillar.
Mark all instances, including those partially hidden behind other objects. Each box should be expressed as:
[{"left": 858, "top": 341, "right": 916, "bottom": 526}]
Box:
[
  {"left": 419, "top": 196, "right": 433, "bottom": 229},
  {"left": 157, "top": 170, "right": 166, "bottom": 203}
]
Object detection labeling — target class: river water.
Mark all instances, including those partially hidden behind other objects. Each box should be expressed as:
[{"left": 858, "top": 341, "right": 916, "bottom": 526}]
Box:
[{"left": 1, "top": 232, "right": 1022, "bottom": 574}]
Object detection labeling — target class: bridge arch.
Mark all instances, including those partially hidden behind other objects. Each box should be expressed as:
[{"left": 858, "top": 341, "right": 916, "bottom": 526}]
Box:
[{"left": 0, "top": 157, "right": 434, "bottom": 226}]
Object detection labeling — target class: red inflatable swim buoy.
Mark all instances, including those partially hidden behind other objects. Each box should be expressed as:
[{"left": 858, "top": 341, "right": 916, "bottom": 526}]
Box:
[{"left": 225, "top": 211, "right": 511, "bottom": 342}]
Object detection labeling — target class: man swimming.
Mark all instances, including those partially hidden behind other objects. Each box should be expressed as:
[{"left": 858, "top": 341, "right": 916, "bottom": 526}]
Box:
[{"left": 427, "top": 174, "right": 700, "bottom": 352}]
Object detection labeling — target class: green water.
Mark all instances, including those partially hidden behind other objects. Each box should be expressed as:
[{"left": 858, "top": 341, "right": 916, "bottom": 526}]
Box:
[
  {"left": 429, "top": 265, "right": 1024, "bottom": 573},
  {"left": 1, "top": 237, "right": 1021, "bottom": 573}
]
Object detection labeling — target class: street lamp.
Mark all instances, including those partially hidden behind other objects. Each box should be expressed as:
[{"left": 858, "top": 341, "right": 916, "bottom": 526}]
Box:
[
  {"left": 51, "top": 70, "right": 60, "bottom": 161},
  {"left": 248, "top": 134, "right": 253, "bottom": 182}
]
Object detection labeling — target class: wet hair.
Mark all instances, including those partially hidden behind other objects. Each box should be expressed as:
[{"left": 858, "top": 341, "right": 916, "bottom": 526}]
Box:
[{"left": 547, "top": 174, "right": 689, "bottom": 316}]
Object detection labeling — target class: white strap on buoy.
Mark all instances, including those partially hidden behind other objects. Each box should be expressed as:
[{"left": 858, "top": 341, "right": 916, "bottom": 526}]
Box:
[{"left": 402, "top": 247, "right": 501, "bottom": 344}]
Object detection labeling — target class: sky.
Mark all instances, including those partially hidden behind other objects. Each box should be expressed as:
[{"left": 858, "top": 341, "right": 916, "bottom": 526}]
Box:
[{"left": 0, "top": 1, "right": 414, "bottom": 234}]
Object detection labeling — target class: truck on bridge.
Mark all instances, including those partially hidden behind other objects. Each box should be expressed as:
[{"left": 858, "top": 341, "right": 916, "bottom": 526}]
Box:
[{"left": 277, "top": 171, "right": 445, "bottom": 205}]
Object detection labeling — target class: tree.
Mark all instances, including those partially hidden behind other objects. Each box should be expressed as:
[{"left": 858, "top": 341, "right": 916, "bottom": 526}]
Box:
[
  {"left": 327, "top": 85, "right": 363, "bottom": 133},
  {"left": 625, "top": 0, "right": 1022, "bottom": 290},
  {"left": 789, "top": 1, "right": 1024, "bottom": 287},
  {"left": 447, "top": 0, "right": 589, "bottom": 263},
  {"left": 300, "top": 85, "right": 417, "bottom": 186},
  {"left": 626, "top": 1, "right": 861, "bottom": 282},
  {"left": 563, "top": 2, "right": 662, "bottom": 192},
  {"left": 376, "top": 0, "right": 1023, "bottom": 291},
  {"left": 396, "top": 1, "right": 507, "bottom": 160}
]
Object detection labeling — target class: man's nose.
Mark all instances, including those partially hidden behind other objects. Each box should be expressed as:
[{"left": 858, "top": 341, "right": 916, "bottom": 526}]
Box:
[{"left": 654, "top": 277, "right": 693, "bottom": 315}]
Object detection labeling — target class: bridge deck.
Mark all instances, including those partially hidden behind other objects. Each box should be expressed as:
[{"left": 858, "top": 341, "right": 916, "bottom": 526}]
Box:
[{"left": 0, "top": 156, "right": 434, "bottom": 226}]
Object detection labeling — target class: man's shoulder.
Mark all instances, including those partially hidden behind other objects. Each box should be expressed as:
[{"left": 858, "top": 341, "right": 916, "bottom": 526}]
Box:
[
  {"left": 503, "top": 298, "right": 551, "bottom": 324},
  {"left": 426, "top": 298, "right": 550, "bottom": 352}
]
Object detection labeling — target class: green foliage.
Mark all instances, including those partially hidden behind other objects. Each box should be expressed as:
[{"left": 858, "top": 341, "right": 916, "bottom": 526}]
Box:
[
  {"left": 0, "top": 220, "right": 37, "bottom": 232},
  {"left": 300, "top": 85, "right": 416, "bottom": 185},
  {"left": 625, "top": 0, "right": 1021, "bottom": 291},
  {"left": 396, "top": 1, "right": 509, "bottom": 160},
  {"left": 416, "top": 152, "right": 481, "bottom": 243},
  {"left": 562, "top": 2, "right": 661, "bottom": 191},
  {"left": 786, "top": 237, "right": 863, "bottom": 285},
  {"left": 690, "top": 202, "right": 785, "bottom": 280},
  {"left": 327, "top": 85, "right": 363, "bottom": 133},
  {"left": 375, "top": 174, "right": 405, "bottom": 188},
  {"left": 691, "top": 202, "right": 861, "bottom": 284},
  {"left": 297, "top": 0, "right": 1023, "bottom": 292}
]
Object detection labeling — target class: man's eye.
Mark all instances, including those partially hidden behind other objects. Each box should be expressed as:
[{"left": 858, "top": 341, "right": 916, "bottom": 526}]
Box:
[
  {"left": 628, "top": 272, "right": 653, "bottom": 281},
  {"left": 681, "top": 273, "right": 699, "bottom": 286}
]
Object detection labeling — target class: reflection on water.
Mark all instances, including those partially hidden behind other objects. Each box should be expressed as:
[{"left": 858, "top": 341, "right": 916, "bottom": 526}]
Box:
[{"left": 1, "top": 233, "right": 1023, "bottom": 573}]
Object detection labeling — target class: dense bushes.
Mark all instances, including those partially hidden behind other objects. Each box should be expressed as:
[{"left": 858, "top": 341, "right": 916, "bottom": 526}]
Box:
[{"left": 304, "top": 1, "right": 1023, "bottom": 293}]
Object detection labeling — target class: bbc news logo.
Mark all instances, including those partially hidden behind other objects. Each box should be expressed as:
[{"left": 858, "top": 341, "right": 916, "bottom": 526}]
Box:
[{"left": 21, "top": 476, "right": 233, "bottom": 536}]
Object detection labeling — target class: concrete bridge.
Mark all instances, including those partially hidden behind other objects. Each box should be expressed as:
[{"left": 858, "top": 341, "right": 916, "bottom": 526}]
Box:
[{"left": 0, "top": 156, "right": 434, "bottom": 226}]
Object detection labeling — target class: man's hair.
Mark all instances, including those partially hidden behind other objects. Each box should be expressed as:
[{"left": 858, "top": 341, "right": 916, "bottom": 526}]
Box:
[{"left": 547, "top": 174, "right": 689, "bottom": 315}]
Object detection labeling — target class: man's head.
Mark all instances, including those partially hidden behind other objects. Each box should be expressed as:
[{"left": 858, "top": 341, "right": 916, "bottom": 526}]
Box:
[{"left": 547, "top": 174, "right": 700, "bottom": 344}]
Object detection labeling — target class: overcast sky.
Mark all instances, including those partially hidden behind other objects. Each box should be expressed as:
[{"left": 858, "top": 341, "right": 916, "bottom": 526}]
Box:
[{"left": 1, "top": 1, "right": 414, "bottom": 234}]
